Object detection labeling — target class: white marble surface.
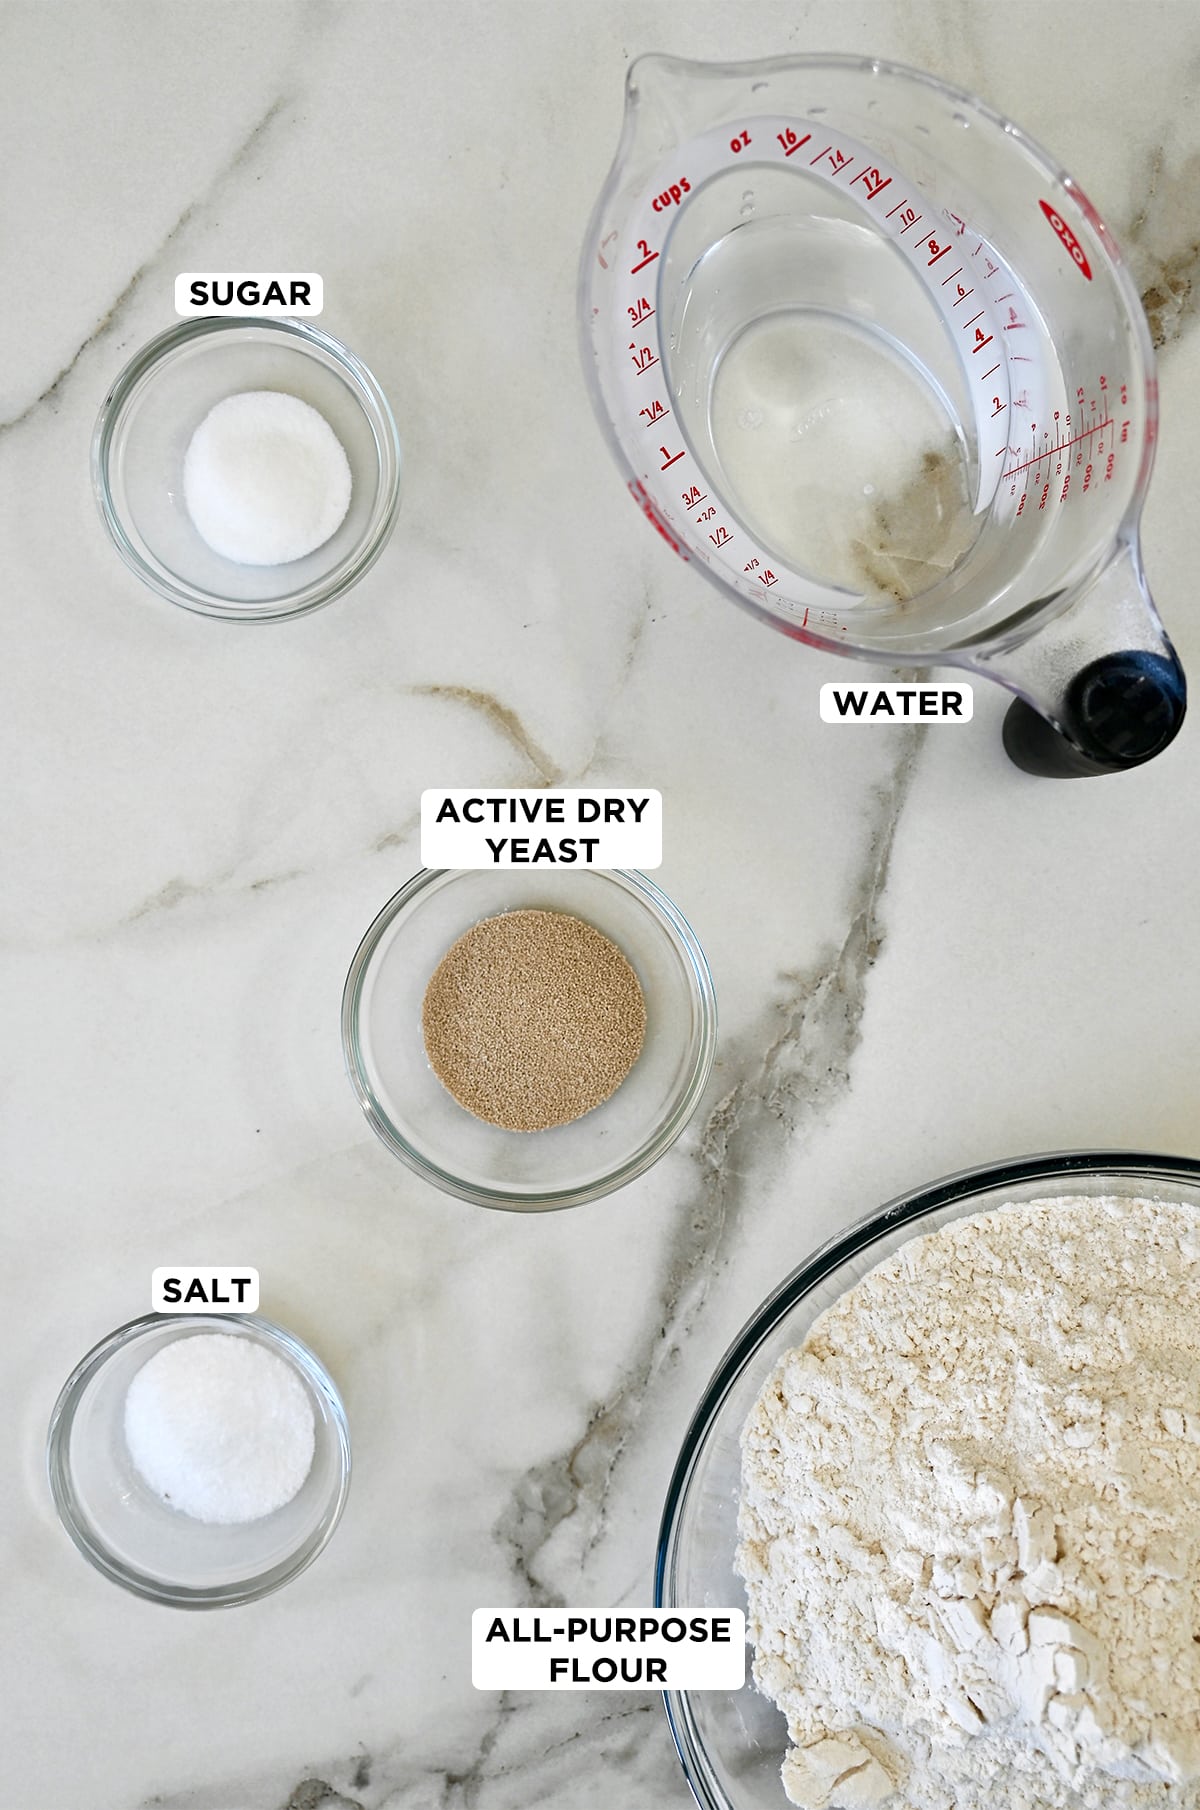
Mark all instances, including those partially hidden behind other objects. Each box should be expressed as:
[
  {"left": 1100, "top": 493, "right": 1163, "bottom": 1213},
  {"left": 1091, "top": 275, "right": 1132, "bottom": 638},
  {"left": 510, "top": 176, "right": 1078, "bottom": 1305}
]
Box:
[{"left": 3, "top": 2, "right": 1200, "bottom": 1805}]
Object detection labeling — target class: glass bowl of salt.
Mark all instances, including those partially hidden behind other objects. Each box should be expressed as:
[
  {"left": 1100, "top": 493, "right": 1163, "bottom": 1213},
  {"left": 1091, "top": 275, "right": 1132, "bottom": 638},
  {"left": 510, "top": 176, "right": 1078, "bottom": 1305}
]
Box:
[
  {"left": 47, "top": 1313, "right": 351, "bottom": 1607},
  {"left": 92, "top": 318, "right": 401, "bottom": 620}
]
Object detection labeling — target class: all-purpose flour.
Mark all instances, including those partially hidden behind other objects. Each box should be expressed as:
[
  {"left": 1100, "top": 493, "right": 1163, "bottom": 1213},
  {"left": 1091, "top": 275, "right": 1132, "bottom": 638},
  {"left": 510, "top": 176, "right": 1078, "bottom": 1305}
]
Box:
[{"left": 737, "top": 1196, "right": 1200, "bottom": 1810}]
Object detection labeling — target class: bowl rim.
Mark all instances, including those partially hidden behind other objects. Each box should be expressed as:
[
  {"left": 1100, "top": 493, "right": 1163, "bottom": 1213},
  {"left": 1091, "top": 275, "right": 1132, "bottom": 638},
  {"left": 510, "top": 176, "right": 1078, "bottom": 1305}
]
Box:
[
  {"left": 654, "top": 1147, "right": 1200, "bottom": 1808},
  {"left": 46, "top": 1311, "right": 352, "bottom": 1609},
  {"left": 341, "top": 865, "right": 718, "bottom": 1212},
  {"left": 91, "top": 315, "right": 402, "bottom": 622}
]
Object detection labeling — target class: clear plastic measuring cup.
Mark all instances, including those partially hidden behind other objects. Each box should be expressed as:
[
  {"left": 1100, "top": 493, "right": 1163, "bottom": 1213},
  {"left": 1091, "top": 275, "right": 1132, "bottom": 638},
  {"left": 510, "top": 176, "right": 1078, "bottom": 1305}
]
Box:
[{"left": 580, "top": 55, "right": 1185, "bottom": 776}]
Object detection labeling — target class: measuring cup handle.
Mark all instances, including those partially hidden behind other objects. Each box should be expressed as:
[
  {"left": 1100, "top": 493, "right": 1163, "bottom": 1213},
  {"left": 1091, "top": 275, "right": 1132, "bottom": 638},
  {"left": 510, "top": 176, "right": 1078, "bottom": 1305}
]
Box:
[{"left": 1002, "top": 650, "right": 1187, "bottom": 777}]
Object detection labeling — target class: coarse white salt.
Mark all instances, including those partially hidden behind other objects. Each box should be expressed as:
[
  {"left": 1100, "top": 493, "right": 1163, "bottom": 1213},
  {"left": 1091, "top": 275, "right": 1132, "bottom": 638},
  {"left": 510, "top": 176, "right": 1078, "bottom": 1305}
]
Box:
[
  {"left": 124, "top": 1332, "right": 315, "bottom": 1525},
  {"left": 182, "top": 389, "right": 352, "bottom": 565}
]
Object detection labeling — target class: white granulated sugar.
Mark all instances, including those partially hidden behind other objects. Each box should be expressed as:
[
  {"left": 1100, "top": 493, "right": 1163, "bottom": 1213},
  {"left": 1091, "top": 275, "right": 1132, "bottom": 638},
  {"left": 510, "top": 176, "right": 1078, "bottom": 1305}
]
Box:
[
  {"left": 737, "top": 1195, "right": 1200, "bottom": 1810},
  {"left": 124, "top": 1332, "right": 316, "bottom": 1525},
  {"left": 183, "top": 389, "right": 352, "bottom": 565}
]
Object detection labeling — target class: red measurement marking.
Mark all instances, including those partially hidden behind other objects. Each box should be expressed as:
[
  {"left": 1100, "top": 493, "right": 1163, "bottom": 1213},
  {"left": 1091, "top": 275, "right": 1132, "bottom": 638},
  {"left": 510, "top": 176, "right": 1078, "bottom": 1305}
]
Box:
[
  {"left": 777, "top": 128, "right": 812, "bottom": 156},
  {"left": 941, "top": 267, "right": 965, "bottom": 286},
  {"left": 898, "top": 209, "right": 922, "bottom": 232},
  {"left": 597, "top": 232, "right": 618, "bottom": 271},
  {"left": 800, "top": 607, "right": 809, "bottom": 628},
  {"left": 628, "top": 298, "right": 654, "bottom": 325},
  {"left": 952, "top": 287, "right": 974, "bottom": 306},
  {"left": 810, "top": 145, "right": 852, "bottom": 173},
  {"left": 963, "top": 310, "right": 985, "bottom": 328},
  {"left": 971, "top": 333, "right": 994, "bottom": 353},
  {"left": 852, "top": 167, "right": 891, "bottom": 199},
  {"left": 885, "top": 197, "right": 910, "bottom": 218},
  {"left": 710, "top": 524, "right": 732, "bottom": 547},
  {"left": 949, "top": 212, "right": 966, "bottom": 235},
  {"left": 682, "top": 486, "right": 707, "bottom": 509},
  {"left": 1003, "top": 417, "right": 1113, "bottom": 477},
  {"left": 631, "top": 239, "right": 659, "bottom": 274},
  {"left": 981, "top": 363, "right": 1001, "bottom": 380},
  {"left": 659, "top": 445, "right": 685, "bottom": 470},
  {"left": 639, "top": 400, "right": 668, "bottom": 426},
  {"left": 628, "top": 480, "right": 687, "bottom": 561},
  {"left": 760, "top": 570, "right": 778, "bottom": 587}
]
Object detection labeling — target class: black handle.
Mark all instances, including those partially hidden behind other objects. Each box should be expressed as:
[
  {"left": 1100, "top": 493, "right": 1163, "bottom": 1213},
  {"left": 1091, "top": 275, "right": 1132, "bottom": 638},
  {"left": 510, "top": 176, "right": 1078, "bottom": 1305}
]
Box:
[{"left": 1003, "top": 649, "right": 1186, "bottom": 777}]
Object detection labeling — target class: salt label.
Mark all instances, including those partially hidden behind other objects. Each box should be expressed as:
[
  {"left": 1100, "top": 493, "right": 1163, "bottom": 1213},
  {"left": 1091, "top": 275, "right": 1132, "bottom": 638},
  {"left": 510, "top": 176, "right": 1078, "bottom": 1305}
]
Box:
[
  {"left": 421, "top": 788, "right": 662, "bottom": 869},
  {"left": 175, "top": 272, "right": 323, "bottom": 316},
  {"left": 152, "top": 1267, "right": 260, "bottom": 1314}
]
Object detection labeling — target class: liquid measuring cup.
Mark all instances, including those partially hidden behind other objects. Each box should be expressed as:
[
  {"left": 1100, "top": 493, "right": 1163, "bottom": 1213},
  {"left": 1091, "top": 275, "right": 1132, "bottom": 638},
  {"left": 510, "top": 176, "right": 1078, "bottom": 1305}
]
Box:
[{"left": 580, "top": 55, "right": 1186, "bottom": 776}]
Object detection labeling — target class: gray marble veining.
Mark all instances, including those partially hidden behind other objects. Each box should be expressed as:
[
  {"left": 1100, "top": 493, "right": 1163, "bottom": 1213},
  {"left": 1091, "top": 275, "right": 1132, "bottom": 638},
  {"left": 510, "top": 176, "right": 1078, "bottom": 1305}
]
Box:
[{"left": 4, "top": 4, "right": 1200, "bottom": 1808}]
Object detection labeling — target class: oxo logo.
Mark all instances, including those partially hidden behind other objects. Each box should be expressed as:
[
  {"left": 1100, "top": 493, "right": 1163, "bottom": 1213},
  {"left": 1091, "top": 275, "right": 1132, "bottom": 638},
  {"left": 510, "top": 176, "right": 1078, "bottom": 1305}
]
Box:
[{"left": 1039, "top": 199, "right": 1093, "bottom": 280}]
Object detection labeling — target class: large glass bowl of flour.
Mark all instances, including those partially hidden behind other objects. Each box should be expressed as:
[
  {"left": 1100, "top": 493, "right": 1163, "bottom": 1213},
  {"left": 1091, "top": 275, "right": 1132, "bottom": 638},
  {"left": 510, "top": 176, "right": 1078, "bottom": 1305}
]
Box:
[{"left": 654, "top": 1151, "right": 1200, "bottom": 1810}]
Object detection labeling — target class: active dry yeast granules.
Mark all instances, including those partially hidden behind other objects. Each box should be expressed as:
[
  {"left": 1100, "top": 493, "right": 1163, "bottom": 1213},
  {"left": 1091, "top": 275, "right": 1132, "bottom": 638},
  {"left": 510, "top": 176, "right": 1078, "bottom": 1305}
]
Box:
[
  {"left": 738, "top": 1195, "right": 1200, "bottom": 1810},
  {"left": 421, "top": 908, "right": 646, "bottom": 1132}
]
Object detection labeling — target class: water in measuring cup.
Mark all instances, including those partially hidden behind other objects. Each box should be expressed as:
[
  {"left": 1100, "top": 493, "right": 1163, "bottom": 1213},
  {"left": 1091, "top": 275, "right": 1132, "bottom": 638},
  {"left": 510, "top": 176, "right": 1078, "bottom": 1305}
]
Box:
[
  {"left": 666, "top": 205, "right": 988, "bottom": 608},
  {"left": 710, "top": 310, "right": 977, "bottom": 602}
]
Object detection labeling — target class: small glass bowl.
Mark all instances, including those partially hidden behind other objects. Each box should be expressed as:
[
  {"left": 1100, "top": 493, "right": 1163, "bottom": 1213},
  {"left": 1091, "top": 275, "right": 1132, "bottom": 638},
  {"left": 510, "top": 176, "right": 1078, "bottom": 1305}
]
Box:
[
  {"left": 92, "top": 318, "right": 401, "bottom": 620},
  {"left": 654, "top": 1150, "right": 1200, "bottom": 1810},
  {"left": 47, "top": 1313, "right": 351, "bottom": 1608},
  {"left": 342, "top": 867, "right": 717, "bottom": 1211}
]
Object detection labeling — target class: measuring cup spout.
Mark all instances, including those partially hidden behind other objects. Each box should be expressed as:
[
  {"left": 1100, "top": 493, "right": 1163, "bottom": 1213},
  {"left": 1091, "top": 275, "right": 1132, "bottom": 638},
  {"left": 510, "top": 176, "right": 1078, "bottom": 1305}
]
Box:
[{"left": 979, "top": 541, "right": 1186, "bottom": 776}]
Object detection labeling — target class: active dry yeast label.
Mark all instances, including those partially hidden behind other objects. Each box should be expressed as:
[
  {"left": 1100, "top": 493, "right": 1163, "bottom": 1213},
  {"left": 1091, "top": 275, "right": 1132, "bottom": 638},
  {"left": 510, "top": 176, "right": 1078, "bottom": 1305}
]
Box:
[
  {"left": 151, "top": 1267, "right": 260, "bottom": 1313},
  {"left": 471, "top": 1608, "right": 745, "bottom": 1690},
  {"left": 421, "top": 789, "right": 662, "bottom": 869},
  {"left": 820, "top": 681, "right": 974, "bottom": 722},
  {"left": 175, "top": 273, "right": 323, "bottom": 316}
]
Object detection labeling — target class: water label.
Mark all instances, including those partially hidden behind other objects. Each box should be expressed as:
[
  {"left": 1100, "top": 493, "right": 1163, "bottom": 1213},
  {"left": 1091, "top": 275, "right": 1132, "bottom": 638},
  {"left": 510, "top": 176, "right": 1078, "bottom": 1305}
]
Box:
[
  {"left": 175, "top": 273, "right": 323, "bottom": 316},
  {"left": 421, "top": 789, "right": 662, "bottom": 869},
  {"left": 820, "top": 681, "right": 974, "bottom": 723},
  {"left": 152, "top": 1268, "right": 260, "bottom": 1313},
  {"left": 472, "top": 1608, "right": 746, "bottom": 1690}
]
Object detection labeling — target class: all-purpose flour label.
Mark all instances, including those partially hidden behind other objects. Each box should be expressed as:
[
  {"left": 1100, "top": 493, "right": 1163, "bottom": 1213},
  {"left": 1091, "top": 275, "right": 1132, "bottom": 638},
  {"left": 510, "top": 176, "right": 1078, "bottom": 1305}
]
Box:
[
  {"left": 472, "top": 1608, "right": 745, "bottom": 1690},
  {"left": 421, "top": 789, "right": 662, "bottom": 869}
]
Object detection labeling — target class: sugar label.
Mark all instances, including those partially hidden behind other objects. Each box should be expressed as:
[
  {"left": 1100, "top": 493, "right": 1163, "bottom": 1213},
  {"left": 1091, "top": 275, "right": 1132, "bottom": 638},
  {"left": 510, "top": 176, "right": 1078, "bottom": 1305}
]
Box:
[
  {"left": 421, "top": 789, "right": 662, "bottom": 869},
  {"left": 472, "top": 1608, "right": 745, "bottom": 1690},
  {"left": 174, "top": 273, "right": 323, "bottom": 317},
  {"left": 152, "top": 1267, "right": 260, "bottom": 1313}
]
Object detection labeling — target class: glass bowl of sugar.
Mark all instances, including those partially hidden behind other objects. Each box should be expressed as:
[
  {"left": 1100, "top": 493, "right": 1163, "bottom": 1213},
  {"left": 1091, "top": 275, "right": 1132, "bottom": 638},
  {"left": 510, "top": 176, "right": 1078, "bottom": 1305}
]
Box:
[
  {"left": 342, "top": 867, "right": 718, "bottom": 1211},
  {"left": 92, "top": 318, "right": 401, "bottom": 620},
  {"left": 47, "top": 1313, "right": 351, "bottom": 1607}
]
